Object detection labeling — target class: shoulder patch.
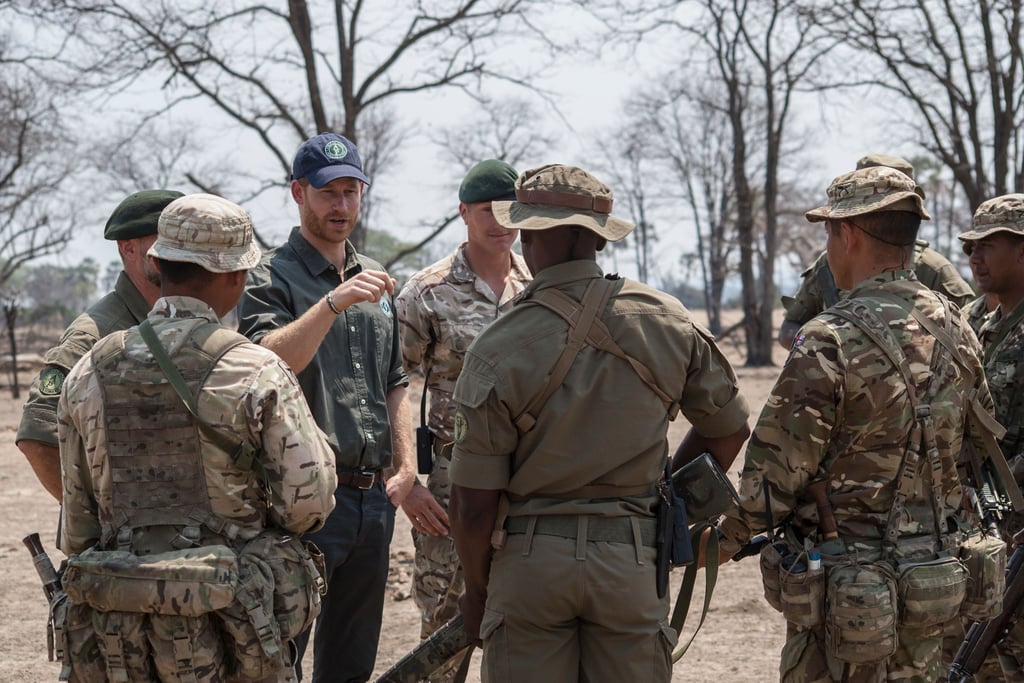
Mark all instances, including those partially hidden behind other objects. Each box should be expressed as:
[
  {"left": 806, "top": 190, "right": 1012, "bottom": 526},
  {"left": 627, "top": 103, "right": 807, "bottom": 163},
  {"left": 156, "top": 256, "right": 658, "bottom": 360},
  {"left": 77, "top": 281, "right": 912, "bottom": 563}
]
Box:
[
  {"left": 39, "top": 365, "right": 66, "bottom": 396},
  {"left": 453, "top": 410, "right": 468, "bottom": 443}
]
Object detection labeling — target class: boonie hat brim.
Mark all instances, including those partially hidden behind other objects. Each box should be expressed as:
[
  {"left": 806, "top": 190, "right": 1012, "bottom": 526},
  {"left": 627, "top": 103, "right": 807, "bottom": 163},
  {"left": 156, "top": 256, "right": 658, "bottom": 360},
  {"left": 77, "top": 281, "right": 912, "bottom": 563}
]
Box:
[
  {"left": 492, "top": 200, "right": 635, "bottom": 242},
  {"left": 958, "top": 225, "right": 1023, "bottom": 242},
  {"left": 805, "top": 191, "right": 931, "bottom": 223},
  {"left": 148, "top": 241, "right": 262, "bottom": 273}
]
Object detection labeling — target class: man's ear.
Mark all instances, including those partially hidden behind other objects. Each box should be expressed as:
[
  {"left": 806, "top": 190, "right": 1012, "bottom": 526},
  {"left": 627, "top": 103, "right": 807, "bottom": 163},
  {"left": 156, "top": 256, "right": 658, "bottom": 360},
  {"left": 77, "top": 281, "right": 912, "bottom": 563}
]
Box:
[
  {"left": 595, "top": 237, "right": 608, "bottom": 252},
  {"left": 290, "top": 180, "right": 305, "bottom": 205}
]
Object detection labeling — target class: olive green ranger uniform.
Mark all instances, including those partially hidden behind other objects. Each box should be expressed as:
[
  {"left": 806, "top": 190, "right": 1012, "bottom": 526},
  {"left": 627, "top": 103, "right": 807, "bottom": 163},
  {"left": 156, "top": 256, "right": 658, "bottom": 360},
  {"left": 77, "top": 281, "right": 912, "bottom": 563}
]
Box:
[
  {"left": 395, "top": 244, "right": 530, "bottom": 643},
  {"left": 720, "top": 271, "right": 995, "bottom": 683},
  {"left": 17, "top": 272, "right": 150, "bottom": 447},
  {"left": 451, "top": 260, "right": 749, "bottom": 683}
]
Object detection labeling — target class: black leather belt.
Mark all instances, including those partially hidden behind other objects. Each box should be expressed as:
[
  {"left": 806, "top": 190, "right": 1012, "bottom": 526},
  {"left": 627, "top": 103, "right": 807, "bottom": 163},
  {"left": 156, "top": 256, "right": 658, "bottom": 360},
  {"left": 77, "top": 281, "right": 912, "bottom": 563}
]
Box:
[{"left": 336, "top": 470, "right": 383, "bottom": 489}]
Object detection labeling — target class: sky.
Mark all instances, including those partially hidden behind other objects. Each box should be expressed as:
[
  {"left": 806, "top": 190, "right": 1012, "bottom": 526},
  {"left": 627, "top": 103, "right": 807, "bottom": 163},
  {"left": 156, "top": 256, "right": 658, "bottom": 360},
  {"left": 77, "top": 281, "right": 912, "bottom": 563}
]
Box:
[{"left": 40, "top": 4, "right": 895, "bottom": 295}]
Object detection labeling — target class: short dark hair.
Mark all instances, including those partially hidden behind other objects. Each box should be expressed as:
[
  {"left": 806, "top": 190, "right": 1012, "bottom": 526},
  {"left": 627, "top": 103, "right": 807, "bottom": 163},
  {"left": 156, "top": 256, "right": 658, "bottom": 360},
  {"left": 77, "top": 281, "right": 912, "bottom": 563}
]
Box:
[{"left": 154, "top": 258, "right": 216, "bottom": 286}]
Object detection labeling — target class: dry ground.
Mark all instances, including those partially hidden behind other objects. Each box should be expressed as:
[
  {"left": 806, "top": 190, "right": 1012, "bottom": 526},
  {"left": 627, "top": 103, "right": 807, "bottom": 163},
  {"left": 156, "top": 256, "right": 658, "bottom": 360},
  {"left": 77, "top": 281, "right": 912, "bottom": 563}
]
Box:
[{"left": 0, "top": 310, "right": 789, "bottom": 682}]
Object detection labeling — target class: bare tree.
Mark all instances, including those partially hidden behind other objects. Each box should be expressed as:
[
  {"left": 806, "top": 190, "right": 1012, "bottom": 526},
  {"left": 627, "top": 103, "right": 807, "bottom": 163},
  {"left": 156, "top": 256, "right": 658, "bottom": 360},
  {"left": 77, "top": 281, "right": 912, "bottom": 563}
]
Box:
[
  {"left": 814, "top": 0, "right": 1024, "bottom": 210},
  {"left": 34, "top": 0, "right": 556, "bottom": 250}
]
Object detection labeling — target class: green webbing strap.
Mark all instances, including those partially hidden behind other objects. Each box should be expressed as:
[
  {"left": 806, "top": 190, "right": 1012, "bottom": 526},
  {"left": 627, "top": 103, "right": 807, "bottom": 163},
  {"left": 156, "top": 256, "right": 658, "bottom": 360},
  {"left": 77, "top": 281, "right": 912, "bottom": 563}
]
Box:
[
  {"left": 669, "top": 521, "right": 719, "bottom": 662},
  {"left": 137, "top": 319, "right": 264, "bottom": 480}
]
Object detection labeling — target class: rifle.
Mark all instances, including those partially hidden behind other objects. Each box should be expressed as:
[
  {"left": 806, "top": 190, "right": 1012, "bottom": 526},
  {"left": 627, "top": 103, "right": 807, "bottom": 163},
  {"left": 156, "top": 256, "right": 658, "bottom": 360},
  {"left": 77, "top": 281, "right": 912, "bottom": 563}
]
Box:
[
  {"left": 374, "top": 613, "right": 472, "bottom": 683},
  {"left": 949, "top": 529, "right": 1024, "bottom": 682},
  {"left": 23, "top": 532, "right": 65, "bottom": 661}
]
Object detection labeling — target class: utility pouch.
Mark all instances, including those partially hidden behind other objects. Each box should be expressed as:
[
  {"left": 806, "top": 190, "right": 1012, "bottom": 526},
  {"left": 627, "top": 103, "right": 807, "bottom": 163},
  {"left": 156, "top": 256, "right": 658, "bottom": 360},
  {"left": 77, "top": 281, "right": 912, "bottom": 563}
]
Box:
[
  {"left": 759, "top": 541, "right": 787, "bottom": 613},
  {"left": 62, "top": 545, "right": 238, "bottom": 616},
  {"left": 673, "top": 451, "right": 739, "bottom": 521},
  {"left": 416, "top": 426, "right": 434, "bottom": 475},
  {"left": 51, "top": 591, "right": 105, "bottom": 682},
  {"left": 896, "top": 555, "right": 967, "bottom": 628},
  {"left": 959, "top": 531, "right": 1007, "bottom": 620},
  {"left": 825, "top": 561, "right": 898, "bottom": 664},
  {"left": 779, "top": 556, "right": 825, "bottom": 627}
]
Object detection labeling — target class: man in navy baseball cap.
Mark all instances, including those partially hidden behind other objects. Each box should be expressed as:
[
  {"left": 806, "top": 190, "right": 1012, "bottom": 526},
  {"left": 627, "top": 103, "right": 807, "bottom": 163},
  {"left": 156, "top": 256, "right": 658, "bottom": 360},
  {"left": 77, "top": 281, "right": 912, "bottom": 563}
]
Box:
[{"left": 290, "top": 132, "right": 371, "bottom": 187}]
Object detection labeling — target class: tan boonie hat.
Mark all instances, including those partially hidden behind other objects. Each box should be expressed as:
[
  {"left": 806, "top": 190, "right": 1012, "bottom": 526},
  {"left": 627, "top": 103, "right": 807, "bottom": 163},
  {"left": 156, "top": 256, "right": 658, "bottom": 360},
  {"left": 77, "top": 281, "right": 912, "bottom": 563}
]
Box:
[
  {"left": 148, "top": 193, "right": 262, "bottom": 273},
  {"left": 491, "top": 164, "right": 635, "bottom": 242},
  {"left": 805, "top": 166, "right": 931, "bottom": 223},
  {"left": 958, "top": 193, "right": 1024, "bottom": 242},
  {"left": 856, "top": 153, "right": 915, "bottom": 179}
]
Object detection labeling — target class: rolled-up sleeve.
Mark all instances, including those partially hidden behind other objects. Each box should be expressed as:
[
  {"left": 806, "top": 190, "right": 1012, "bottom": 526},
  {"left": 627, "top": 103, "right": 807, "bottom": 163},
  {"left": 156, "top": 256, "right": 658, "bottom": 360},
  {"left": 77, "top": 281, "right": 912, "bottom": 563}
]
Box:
[{"left": 449, "top": 356, "right": 514, "bottom": 490}]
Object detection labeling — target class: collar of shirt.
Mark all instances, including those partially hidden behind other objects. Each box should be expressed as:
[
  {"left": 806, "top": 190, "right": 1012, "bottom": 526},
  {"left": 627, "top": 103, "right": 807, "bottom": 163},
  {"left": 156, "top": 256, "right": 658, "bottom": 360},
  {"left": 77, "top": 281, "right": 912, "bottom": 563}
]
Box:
[
  {"left": 149, "top": 296, "right": 221, "bottom": 323},
  {"left": 519, "top": 259, "right": 603, "bottom": 303},
  {"left": 287, "top": 226, "right": 363, "bottom": 280},
  {"left": 115, "top": 271, "right": 154, "bottom": 323},
  {"left": 845, "top": 268, "right": 918, "bottom": 299}
]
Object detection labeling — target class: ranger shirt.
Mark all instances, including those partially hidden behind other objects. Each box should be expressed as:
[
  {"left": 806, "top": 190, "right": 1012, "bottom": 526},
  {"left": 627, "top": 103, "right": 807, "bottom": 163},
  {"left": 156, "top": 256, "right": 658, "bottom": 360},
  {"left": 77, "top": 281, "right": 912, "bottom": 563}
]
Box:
[
  {"left": 18, "top": 272, "right": 150, "bottom": 447},
  {"left": 449, "top": 260, "right": 749, "bottom": 519},
  {"left": 58, "top": 296, "right": 337, "bottom": 555},
  {"left": 720, "top": 271, "right": 994, "bottom": 554},
  {"left": 238, "top": 228, "right": 408, "bottom": 470},
  {"left": 396, "top": 244, "right": 531, "bottom": 443}
]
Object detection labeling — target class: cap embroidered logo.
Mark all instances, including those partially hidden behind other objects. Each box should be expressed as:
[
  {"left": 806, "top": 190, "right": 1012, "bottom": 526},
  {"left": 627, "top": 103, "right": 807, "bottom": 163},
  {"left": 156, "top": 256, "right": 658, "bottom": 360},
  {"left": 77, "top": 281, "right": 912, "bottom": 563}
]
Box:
[{"left": 324, "top": 140, "right": 347, "bottom": 160}]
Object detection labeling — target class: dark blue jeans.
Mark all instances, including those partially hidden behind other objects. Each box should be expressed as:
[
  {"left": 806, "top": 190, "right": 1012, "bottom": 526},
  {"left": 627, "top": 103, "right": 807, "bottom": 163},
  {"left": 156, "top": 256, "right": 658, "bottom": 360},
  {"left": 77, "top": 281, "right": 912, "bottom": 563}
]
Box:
[{"left": 293, "top": 482, "right": 396, "bottom": 682}]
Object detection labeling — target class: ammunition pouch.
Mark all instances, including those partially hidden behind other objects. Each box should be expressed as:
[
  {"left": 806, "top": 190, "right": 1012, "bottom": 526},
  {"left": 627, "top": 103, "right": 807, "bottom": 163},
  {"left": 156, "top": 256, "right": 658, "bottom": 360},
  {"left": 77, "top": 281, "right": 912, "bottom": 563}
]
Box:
[
  {"left": 759, "top": 541, "right": 786, "bottom": 613},
  {"left": 959, "top": 531, "right": 1006, "bottom": 621},
  {"left": 780, "top": 560, "right": 825, "bottom": 628},
  {"left": 895, "top": 555, "right": 967, "bottom": 628},
  {"left": 825, "top": 561, "right": 898, "bottom": 664},
  {"left": 62, "top": 545, "right": 239, "bottom": 616}
]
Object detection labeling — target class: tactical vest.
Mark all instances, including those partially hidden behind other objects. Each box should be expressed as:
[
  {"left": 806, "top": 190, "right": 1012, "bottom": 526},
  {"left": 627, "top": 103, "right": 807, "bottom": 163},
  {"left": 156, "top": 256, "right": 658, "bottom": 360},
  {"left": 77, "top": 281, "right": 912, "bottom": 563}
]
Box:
[{"left": 89, "top": 321, "right": 253, "bottom": 555}]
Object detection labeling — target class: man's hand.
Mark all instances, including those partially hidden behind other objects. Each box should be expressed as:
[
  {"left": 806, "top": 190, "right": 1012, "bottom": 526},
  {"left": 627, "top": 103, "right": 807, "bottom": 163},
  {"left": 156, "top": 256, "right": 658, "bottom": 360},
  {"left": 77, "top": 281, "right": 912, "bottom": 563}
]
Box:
[
  {"left": 458, "top": 590, "right": 486, "bottom": 646},
  {"left": 385, "top": 468, "right": 417, "bottom": 508},
  {"left": 331, "top": 270, "right": 395, "bottom": 310},
  {"left": 401, "top": 480, "right": 449, "bottom": 536}
]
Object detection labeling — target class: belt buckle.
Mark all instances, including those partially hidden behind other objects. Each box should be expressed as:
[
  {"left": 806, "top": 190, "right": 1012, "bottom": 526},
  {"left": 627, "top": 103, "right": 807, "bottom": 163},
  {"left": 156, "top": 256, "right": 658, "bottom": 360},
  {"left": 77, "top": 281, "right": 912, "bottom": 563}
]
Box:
[{"left": 355, "top": 470, "right": 376, "bottom": 489}]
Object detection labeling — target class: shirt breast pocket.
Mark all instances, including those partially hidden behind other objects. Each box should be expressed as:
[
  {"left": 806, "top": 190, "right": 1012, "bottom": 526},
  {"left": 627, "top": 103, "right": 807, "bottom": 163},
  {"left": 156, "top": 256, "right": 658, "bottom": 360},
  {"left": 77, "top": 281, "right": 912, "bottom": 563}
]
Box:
[{"left": 439, "top": 320, "right": 479, "bottom": 354}]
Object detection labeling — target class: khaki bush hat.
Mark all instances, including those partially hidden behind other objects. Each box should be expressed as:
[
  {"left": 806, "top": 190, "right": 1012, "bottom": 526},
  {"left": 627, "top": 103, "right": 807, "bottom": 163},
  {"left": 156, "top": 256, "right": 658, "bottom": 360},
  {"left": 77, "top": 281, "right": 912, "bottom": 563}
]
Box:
[
  {"left": 148, "top": 193, "right": 261, "bottom": 273},
  {"left": 492, "top": 164, "right": 635, "bottom": 242},
  {"left": 805, "top": 166, "right": 931, "bottom": 223},
  {"left": 959, "top": 193, "right": 1024, "bottom": 242}
]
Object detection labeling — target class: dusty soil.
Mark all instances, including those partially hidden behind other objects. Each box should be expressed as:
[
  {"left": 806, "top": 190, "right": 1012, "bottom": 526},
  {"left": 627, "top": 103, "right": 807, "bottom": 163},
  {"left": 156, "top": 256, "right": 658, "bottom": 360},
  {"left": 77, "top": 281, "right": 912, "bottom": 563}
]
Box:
[{"left": 0, "top": 311, "right": 789, "bottom": 682}]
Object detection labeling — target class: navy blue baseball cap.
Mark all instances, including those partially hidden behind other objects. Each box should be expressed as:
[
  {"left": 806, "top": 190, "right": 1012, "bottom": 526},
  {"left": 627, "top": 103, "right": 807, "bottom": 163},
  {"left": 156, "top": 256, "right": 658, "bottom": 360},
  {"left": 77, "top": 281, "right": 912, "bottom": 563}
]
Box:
[{"left": 291, "top": 133, "right": 371, "bottom": 188}]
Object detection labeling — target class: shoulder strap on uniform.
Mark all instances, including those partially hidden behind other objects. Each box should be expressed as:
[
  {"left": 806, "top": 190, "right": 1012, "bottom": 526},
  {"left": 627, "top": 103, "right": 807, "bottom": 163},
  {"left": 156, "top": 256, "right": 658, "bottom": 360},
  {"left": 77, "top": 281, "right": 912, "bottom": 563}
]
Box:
[
  {"left": 828, "top": 298, "right": 947, "bottom": 558},
  {"left": 513, "top": 277, "right": 680, "bottom": 433}
]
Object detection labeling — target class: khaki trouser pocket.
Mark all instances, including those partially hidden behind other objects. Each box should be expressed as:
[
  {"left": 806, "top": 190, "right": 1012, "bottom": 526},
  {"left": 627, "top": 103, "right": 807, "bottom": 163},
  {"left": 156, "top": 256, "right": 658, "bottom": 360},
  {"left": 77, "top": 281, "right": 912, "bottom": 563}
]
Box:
[{"left": 480, "top": 608, "right": 507, "bottom": 683}]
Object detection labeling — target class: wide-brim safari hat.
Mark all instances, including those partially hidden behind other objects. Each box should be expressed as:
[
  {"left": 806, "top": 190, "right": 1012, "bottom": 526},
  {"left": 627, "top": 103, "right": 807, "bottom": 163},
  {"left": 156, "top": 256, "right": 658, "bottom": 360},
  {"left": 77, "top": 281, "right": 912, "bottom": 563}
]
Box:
[
  {"left": 492, "top": 164, "right": 635, "bottom": 242},
  {"left": 959, "top": 193, "right": 1024, "bottom": 242},
  {"left": 149, "top": 193, "right": 262, "bottom": 273},
  {"left": 805, "top": 166, "right": 931, "bottom": 223}
]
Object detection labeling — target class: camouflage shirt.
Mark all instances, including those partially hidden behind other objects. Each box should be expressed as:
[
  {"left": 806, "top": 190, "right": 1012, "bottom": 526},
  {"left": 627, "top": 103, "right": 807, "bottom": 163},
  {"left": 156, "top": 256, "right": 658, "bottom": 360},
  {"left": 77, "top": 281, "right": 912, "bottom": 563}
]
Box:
[
  {"left": 782, "top": 242, "right": 975, "bottom": 325},
  {"left": 17, "top": 272, "right": 150, "bottom": 447},
  {"left": 58, "top": 296, "right": 337, "bottom": 555},
  {"left": 978, "top": 301, "right": 1024, "bottom": 460},
  {"left": 721, "top": 270, "right": 993, "bottom": 554},
  {"left": 396, "top": 244, "right": 531, "bottom": 442},
  {"left": 965, "top": 294, "right": 994, "bottom": 335}
]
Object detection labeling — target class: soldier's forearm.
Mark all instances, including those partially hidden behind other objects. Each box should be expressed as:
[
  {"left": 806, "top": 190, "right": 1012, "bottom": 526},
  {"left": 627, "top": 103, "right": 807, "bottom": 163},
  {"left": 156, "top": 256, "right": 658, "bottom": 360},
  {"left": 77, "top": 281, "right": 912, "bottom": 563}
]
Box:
[{"left": 17, "top": 439, "right": 63, "bottom": 501}]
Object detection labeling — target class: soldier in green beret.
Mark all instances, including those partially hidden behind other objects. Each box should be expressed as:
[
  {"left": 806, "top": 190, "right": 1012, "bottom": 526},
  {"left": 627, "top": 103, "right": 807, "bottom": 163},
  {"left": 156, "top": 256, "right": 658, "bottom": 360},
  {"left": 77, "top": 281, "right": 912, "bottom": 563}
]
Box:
[
  {"left": 17, "top": 189, "right": 183, "bottom": 500},
  {"left": 396, "top": 159, "right": 532, "bottom": 681}
]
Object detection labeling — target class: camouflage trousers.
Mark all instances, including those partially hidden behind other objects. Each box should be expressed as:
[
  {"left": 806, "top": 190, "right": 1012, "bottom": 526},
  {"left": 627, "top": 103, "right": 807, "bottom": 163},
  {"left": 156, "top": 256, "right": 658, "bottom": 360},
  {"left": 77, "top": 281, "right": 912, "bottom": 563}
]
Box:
[
  {"left": 412, "top": 456, "right": 468, "bottom": 683},
  {"left": 781, "top": 619, "right": 950, "bottom": 682}
]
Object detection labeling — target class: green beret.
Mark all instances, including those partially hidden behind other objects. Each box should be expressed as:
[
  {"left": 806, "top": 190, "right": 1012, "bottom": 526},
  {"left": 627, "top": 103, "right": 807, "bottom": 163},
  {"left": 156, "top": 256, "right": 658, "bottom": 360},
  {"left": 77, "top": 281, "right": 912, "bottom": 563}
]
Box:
[
  {"left": 458, "top": 160, "right": 518, "bottom": 204},
  {"left": 104, "top": 189, "right": 185, "bottom": 241}
]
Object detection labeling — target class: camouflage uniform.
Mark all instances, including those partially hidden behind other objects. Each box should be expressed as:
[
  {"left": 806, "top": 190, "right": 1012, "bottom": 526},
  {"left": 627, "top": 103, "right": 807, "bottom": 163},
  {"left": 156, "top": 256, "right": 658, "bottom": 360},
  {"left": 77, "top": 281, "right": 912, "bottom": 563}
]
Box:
[
  {"left": 58, "top": 296, "right": 337, "bottom": 682},
  {"left": 395, "top": 245, "right": 530, "bottom": 649},
  {"left": 721, "top": 272, "right": 993, "bottom": 683},
  {"left": 782, "top": 242, "right": 975, "bottom": 328},
  {"left": 965, "top": 294, "right": 994, "bottom": 335},
  {"left": 958, "top": 193, "right": 1024, "bottom": 681}
]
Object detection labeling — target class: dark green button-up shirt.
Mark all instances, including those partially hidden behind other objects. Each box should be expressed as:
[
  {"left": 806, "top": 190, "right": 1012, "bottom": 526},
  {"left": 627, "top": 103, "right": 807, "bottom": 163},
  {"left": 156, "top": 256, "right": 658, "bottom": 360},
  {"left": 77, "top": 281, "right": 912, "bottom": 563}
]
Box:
[{"left": 238, "top": 227, "right": 407, "bottom": 470}]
